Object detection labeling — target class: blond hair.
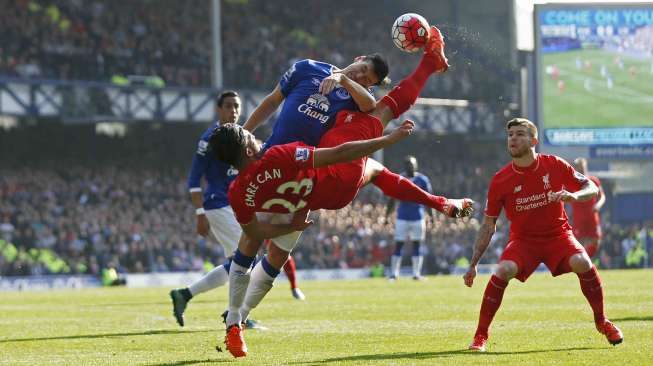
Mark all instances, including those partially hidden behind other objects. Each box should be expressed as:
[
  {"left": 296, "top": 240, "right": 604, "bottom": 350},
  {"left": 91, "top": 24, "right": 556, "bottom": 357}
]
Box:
[{"left": 506, "top": 118, "right": 538, "bottom": 139}]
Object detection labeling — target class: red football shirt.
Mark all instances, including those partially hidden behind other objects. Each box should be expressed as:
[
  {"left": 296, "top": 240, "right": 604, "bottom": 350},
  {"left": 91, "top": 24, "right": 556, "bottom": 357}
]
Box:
[
  {"left": 229, "top": 142, "right": 317, "bottom": 224},
  {"left": 228, "top": 142, "right": 364, "bottom": 224},
  {"left": 570, "top": 175, "right": 602, "bottom": 238},
  {"left": 485, "top": 154, "right": 589, "bottom": 240}
]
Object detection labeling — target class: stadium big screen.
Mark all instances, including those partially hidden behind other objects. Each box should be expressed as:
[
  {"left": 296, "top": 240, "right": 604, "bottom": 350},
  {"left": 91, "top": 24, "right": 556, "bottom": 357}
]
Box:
[{"left": 534, "top": 3, "right": 653, "bottom": 152}]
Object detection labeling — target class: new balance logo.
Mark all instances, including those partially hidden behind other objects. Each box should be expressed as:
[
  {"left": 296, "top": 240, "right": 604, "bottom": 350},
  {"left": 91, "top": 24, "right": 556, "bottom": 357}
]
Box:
[{"left": 514, "top": 185, "right": 522, "bottom": 193}]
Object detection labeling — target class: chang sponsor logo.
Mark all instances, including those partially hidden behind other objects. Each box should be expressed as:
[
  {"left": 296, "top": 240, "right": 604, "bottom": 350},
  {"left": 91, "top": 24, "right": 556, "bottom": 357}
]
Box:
[{"left": 298, "top": 93, "right": 330, "bottom": 124}]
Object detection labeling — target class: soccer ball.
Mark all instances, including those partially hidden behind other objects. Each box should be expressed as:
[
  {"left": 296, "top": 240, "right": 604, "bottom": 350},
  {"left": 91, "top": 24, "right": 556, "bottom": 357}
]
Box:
[{"left": 391, "top": 13, "right": 430, "bottom": 53}]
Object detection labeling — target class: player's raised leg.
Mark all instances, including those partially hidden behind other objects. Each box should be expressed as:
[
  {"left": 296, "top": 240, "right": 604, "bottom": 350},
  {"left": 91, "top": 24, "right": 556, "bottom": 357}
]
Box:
[
  {"left": 370, "top": 25, "right": 450, "bottom": 127},
  {"left": 364, "top": 159, "right": 473, "bottom": 218},
  {"left": 569, "top": 252, "right": 623, "bottom": 345}
]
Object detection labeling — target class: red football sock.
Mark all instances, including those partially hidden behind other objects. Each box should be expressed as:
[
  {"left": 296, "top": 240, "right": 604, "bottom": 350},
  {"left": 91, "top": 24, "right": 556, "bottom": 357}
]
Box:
[
  {"left": 584, "top": 243, "right": 597, "bottom": 258},
  {"left": 283, "top": 255, "right": 298, "bottom": 290},
  {"left": 577, "top": 266, "right": 605, "bottom": 324},
  {"left": 475, "top": 275, "right": 508, "bottom": 337},
  {"left": 380, "top": 53, "right": 440, "bottom": 118},
  {"left": 373, "top": 168, "right": 447, "bottom": 211}
]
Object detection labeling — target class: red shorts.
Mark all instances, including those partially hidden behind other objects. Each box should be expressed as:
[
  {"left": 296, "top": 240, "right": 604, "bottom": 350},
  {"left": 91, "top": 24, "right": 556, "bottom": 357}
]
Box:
[
  {"left": 499, "top": 231, "right": 585, "bottom": 282},
  {"left": 310, "top": 111, "right": 383, "bottom": 210},
  {"left": 573, "top": 225, "right": 602, "bottom": 241}
]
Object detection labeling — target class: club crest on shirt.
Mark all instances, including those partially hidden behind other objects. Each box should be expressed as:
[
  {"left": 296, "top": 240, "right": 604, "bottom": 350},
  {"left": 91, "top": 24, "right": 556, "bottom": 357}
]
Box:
[
  {"left": 344, "top": 113, "right": 353, "bottom": 123},
  {"left": 513, "top": 185, "right": 522, "bottom": 193},
  {"left": 227, "top": 167, "right": 239, "bottom": 176},
  {"left": 542, "top": 173, "right": 551, "bottom": 189},
  {"left": 335, "top": 88, "right": 351, "bottom": 100},
  {"left": 295, "top": 147, "right": 310, "bottom": 162},
  {"left": 311, "top": 78, "right": 322, "bottom": 87}
]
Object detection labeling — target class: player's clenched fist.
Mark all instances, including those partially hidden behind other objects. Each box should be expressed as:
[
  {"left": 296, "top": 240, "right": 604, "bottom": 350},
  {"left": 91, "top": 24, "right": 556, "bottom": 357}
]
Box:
[{"left": 463, "top": 266, "right": 477, "bottom": 287}]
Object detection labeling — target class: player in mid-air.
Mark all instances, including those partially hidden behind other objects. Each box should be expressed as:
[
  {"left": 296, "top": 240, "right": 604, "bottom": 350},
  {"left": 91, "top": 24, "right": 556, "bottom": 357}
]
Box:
[
  {"left": 463, "top": 118, "right": 623, "bottom": 352},
  {"left": 570, "top": 157, "right": 605, "bottom": 258},
  {"left": 212, "top": 25, "right": 473, "bottom": 358},
  {"left": 386, "top": 155, "right": 434, "bottom": 281},
  {"left": 168, "top": 91, "right": 306, "bottom": 328}
]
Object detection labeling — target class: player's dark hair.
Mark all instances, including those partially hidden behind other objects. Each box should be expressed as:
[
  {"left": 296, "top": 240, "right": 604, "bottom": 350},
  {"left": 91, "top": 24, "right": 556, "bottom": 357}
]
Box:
[
  {"left": 506, "top": 118, "right": 538, "bottom": 139},
  {"left": 209, "top": 123, "right": 247, "bottom": 167},
  {"left": 364, "top": 53, "right": 390, "bottom": 86},
  {"left": 216, "top": 90, "right": 239, "bottom": 107}
]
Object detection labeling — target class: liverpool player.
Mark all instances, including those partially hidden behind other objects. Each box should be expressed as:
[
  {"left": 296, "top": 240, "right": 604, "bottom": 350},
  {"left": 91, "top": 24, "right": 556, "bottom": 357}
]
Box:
[
  {"left": 570, "top": 157, "right": 605, "bottom": 258},
  {"left": 214, "top": 26, "right": 473, "bottom": 358},
  {"left": 463, "top": 118, "right": 623, "bottom": 352}
]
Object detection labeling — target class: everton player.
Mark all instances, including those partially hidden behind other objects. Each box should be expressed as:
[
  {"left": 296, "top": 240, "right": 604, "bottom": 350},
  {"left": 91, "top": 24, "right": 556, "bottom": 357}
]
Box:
[
  {"left": 570, "top": 157, "right": 605, "bottom": 258},
  {"left": 386, "top": 155, "right": 434, "bottom": 280},
  {"left": 212, "top": 26, "right": 473, "bottom": 358},
  {"left": 463, "top": 118, "right": 623, "bottom": 352}
]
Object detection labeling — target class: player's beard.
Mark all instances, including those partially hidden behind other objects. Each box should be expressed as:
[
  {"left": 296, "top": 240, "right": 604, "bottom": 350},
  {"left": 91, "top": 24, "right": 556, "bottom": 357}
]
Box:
[{"left": 509, "top": 144, "right": 529, "bottom": 158}]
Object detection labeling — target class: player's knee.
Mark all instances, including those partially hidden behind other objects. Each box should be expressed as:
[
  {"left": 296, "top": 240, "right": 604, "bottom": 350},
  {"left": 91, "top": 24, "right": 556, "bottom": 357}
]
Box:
[
  {"left": 495, "top": 260, "right": 518, "bottom": 281},
  {"left": 569, "top": 253, "right": 592, "bottom": 273},
  {"left": 267, "top": 243, "right": 290, "bottom": 270}
]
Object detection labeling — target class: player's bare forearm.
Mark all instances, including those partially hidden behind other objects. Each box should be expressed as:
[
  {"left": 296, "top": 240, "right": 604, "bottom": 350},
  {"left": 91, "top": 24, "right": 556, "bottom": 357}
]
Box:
[
  {"left": 190, "top": 191, "right": 204, "bottom": 209},
  {"left": 572, "top": 180, "right": 599, "bottom": 202},
  {"left": 340, "top": 75, "right": 376, "bottom": 112},
  {"left": 313, "top": 120, "right": 414, "bottom": 168},
  {"left": 243, "top": 85, "right": 284, "bottom": 131},
  {"left": 594, "top": 186, "right": 606, "bottom": 210},
  {"left": 469, "top": 217, "right": 496, "bottom": 267}
]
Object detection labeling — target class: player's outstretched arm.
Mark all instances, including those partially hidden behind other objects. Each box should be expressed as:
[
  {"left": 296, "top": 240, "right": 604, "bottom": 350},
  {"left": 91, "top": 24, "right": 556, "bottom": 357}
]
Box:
[
  {"left": 243, "top": 85, "right": 285, "bottom": 132},
  {"left": 241, "top": 214, "right": 313, "bottom": 242},
  {"left": 313, "top": 120, "right": 414, "bottom": 168},
  {"left": 463, "top": 215, "right": 497, "bottom": 287}
]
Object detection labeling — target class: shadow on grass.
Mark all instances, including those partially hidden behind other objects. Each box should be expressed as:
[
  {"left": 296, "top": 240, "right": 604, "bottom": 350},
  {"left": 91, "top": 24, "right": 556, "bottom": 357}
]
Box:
[
  {"left": 612, "top": 315, "right": 653, "bottom": 322},
  {"left": 94, "top": 299, "right": 216, "bottom": 307},
  {"left": 144, "top": 358, "right": 230, "bottom": 366},
  {"left": 0, "top": 329, "right": 212, "bottom": 343},
  {"left": 290, "top": 346, "right": 601, "bottom": 364}
]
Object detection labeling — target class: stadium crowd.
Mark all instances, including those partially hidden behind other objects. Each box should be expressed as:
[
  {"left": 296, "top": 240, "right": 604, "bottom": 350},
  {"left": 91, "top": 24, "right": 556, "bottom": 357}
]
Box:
[
  {"left": 0, "top": 0, "right": 514, "bottom": 101},
  {"left": 1, "top": 155, "right": 650, "bottom": 277}
]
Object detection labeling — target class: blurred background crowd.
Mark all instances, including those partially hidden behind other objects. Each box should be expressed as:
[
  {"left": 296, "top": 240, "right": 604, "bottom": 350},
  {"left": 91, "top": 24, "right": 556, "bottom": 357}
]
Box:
[
  {"left": 0, "top": 0, "right": 515, "bottom": 101},
  {"left": 1, "top": 126, "right": 650, "bottom": 276}
]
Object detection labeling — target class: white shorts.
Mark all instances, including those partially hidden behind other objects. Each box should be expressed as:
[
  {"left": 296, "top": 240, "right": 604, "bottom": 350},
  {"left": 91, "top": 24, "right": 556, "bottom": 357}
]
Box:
[
  {"left": 394, "top": 219, "right": 425, "bottom": 242},
  {"left": 255, "top": 212, "right": 303, "bottom": 252},
  {"left": 205, "top": 206, "right": 242, "bottom": 255}
]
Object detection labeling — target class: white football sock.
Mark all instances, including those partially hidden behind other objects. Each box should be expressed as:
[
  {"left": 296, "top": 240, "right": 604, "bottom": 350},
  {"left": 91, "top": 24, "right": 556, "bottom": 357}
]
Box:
[
  {"left": 391, "top": 255, "right": 402, "bottom": 277},
  {"left": 240, "top": 261, "right": 276, "bottom": 321},
  {"left": 412, "top": 256, "right": 424, "bottom": 277},
  {"left": 226, "top": 261, "right": 251, "bottom": 326},
  {"left": 188, "top": 264, "right": 228, "bottom": 296}
]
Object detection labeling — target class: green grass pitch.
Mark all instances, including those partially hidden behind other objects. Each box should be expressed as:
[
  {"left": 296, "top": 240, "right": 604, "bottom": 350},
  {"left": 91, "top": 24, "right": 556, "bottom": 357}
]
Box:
[
  {"left": 541, "top": 49, "right": 653, "bottom": 129},
  {"left": 2, "top": 269, "right": 652, "bottom": 365}
]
